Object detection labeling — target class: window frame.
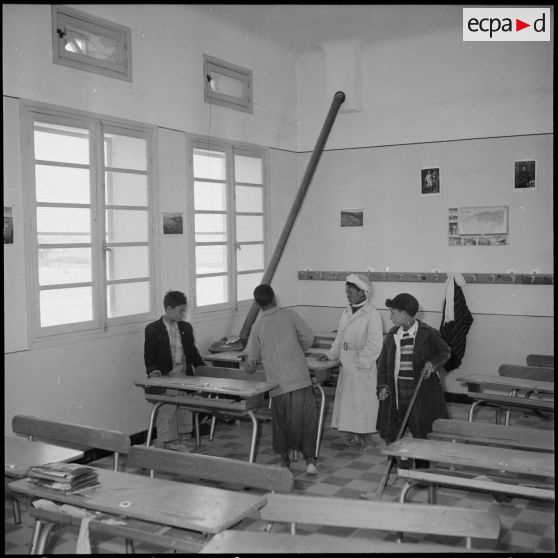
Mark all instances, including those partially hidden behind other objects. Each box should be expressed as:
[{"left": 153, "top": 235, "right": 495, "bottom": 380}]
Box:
[
  {"left": 203, "top": 54, "right": 253, "bottom": 113},
  {"left": 187, "top": 135, "right": 268, "bottom": 316},
  {"left": 21, "top": 101, "right": 158, "bottom": 346},
  {"left": 51, "top": 5, "right": 133, "bottom": 82}
]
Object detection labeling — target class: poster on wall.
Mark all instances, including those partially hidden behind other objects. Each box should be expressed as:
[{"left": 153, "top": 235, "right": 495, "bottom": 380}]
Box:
[
  {"left": 448, "top": 206, "right": 508, "bottom": 246},
  {"left": 420, "top": 167, "right": 440, "bottom": 195},
  {"left": 514, "top": 160, "right": 536, "bottom": 190},
  {"left": 4, "top": 206, "right": 14, "bottom": 245},
  {"left": 162, "top": 212, "right": 183, "bottom": 235},
  {"left": 340, "top": 209, "right": 364, "bottom": 227}
]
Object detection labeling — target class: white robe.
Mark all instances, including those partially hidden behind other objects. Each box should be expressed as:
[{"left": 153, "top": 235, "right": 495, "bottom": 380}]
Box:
[{"left": 327, "top": 299, "right": 383, "bottom": 433}]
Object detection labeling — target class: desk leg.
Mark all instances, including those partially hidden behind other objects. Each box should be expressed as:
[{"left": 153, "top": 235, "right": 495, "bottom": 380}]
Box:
[
  {"left": 29, "top": 519, "right": 42, "bottom": 555},
  {"left": 36, "top": 521, "right": 55, "bottom": 554},
  {"left": 195, "top": 413, "right": 201, "bottom": 446},
  {"left": 468, "top": 400, "right": 483, "bottom": 422},
  {"left": 146, "top": 402, "right": 164, "bottom": 446},
  {"left": 399, "top": 480, "right": 413, "bottom": 503},
  {"left": 314, "top": 382, "right": 326, "bottom": 459},
  {"left": 247, "top": 410, "right": 258, "bottom": 463}
]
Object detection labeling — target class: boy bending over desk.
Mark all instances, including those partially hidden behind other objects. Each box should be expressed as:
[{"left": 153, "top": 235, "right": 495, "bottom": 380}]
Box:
[
  {"left": 244, "top": 284, "right": 319, "bottom": 474},
  {"left": 144, "top": 290, "right": 206, "bottom": 451}
]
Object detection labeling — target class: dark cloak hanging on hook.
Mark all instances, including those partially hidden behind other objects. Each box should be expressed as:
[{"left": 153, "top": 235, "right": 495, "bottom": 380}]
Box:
[{"left": 439, "top": 280, "right": 473, "bottom": 372}]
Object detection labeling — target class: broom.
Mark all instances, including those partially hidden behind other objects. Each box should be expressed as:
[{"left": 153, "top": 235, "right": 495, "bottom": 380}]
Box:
[{"left": 362, "top": 366, "right": 430, "bottom": 500}]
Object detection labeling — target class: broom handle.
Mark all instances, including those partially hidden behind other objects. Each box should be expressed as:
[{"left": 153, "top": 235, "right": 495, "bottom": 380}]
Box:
[{"left": 374, "top": 366, "right": 430, "bottom": 499}]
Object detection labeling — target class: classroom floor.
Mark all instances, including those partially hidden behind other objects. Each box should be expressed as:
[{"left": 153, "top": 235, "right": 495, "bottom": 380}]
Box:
[{"left": 5, "top": 400, "right": 554, "bottom": 554}]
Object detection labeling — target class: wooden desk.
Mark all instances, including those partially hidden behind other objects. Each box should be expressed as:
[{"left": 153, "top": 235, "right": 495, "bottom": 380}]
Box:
[
  {"left": 382, "top": 438, "right": 554, "bottom": 503},
  {"left": 201, "top": 353, "right": 339, "bottom": 458},
  {"left": 457, "top": 374, "right": 554, "bottom": 395},
  {"left": 134, "top": 376, "right": 277, "bottom": 462},
  {"left": 199, "top": 530, "right": 468, "bottom": 554},
  {"left": 457, "top": 374, "right": 554, "bottom": 424},
  {"left": 9, "top": 467, "right": 266, "bottom": 537},
  {"left": 5, "top": 436, "right": 84, "bottom": 479}
]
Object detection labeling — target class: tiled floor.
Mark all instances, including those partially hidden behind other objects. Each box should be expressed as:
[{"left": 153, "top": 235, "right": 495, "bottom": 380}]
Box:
[{"left": 5, "top": 400, "right": 554, "bottom": 554}]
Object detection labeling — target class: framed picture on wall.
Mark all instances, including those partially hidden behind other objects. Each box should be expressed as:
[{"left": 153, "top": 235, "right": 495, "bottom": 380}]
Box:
[
  {"left": 340, "top": 209, "right": 364, "bottom": 227},
  {"left": 162, "top": 212, "right": 183, "bottom": 235},
  {"left": 420, "top": 167, "right": 440, "bottom": 195},
  {"left": 514, "top": 160, "right": 536, "bottom": 190},
  {"left": 4, "top": 206, "right": 14, "bottom": 245}
]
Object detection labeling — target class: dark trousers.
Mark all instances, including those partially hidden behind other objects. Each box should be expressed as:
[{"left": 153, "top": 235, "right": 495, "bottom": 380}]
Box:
[
  {"left": 271, "top": 386, "right": 318, "bottom": 461},
  {"left": 395, "top": 379, "right": 429, "bottom": 469}
]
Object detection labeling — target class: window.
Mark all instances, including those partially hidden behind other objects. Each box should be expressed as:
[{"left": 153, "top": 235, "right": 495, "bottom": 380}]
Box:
[
  {"left": 52, "top": 5, "right": 132, "bottom": 81},
  {"left": 22, "top": 104, "right": 156, "bottom": 341},
  {"left": 203, "top": 55, "right": 252, "bottom": 113},
  {"left": 190, "top": 139, "right": 267, "bottom": 311}
]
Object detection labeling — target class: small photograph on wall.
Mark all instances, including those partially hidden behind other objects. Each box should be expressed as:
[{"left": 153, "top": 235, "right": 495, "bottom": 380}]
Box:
[
  {"left": 340, "top": 209, "right": 364, "bottom": 227},
  {"left": 162, "top": 212, "right": 183, "bottom": 235},
  {"left": 448, "top": 206, "right": 509, "bottom": 247},
  {"left": 514, "top": 160, "right": 536, "bottom": 189},
  {"left": 421, "top": 167, "right": 440, "bottom": 195},
  {"left": 4, "top": 206, "right": 14, "bottom": 245}
]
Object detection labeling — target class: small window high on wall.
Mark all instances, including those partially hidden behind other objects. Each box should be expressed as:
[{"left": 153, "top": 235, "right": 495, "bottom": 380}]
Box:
[
  {"left": 22, "top": 103, "right": 156, "bottom": 343},
  {"left": 52, "top": 5, "right": 132, "bottom": 81},
  {"left": 204, "top": 55, "right": 252, "bottom": 113},
  {"left": 190, "top": 138, "right": 267, "bottom": 311}
]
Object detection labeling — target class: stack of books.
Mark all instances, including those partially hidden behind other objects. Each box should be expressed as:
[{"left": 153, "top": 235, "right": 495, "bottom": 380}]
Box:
[{"left": 26, "top": 462, "right": 99, "bottom": 492}]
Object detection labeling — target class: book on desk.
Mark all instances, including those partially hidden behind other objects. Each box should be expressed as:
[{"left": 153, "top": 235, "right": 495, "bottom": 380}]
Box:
[{"left": 26, "top": 462, "right": 99, "bottom": 492}]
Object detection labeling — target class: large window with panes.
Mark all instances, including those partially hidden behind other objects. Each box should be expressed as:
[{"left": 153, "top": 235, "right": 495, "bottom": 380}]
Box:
[
  {"left": 189, "top": 138, "right": 267, "bottom": 311},
  {"left": 22, "top": 103, "right": 157, "bottom": 342}
]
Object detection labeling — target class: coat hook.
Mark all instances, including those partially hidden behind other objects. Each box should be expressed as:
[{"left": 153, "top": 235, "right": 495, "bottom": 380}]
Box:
[
  {"left": 399, "top": 273, "right": 403, "bottom": 281},
  {"left": 416, "top": 273, "right": 422, "bottom": 281},
  {"left": 530, "top": 271, "right": 537, "bottom": 284},
  {"left": 490, "top": 274, "right": 496, "bottom": 283}
]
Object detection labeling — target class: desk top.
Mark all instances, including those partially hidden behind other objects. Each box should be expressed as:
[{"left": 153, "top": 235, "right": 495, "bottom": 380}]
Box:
[
  {"left": 9, "top": 468, "right": 266, "bottom": 535},
  {"left": 457, "top": 374, "right": 554, "bottom": 394},
  {"left": 382, "top": 438, "right": 554, "bottom": 478},
  {"left": 5, "top": 436, "right": 84, "bottom": 479},
  {"left": 199, "top": 530, "right": 466, "bottom": 554},
  {"left": 134, "top": 376, "right": 277, "bottom": 398}
]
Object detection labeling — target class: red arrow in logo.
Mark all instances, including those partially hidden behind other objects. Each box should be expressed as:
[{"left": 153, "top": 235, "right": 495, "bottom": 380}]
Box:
[{"left": 516, "top": 19, "right": 530, "bottom": 31}]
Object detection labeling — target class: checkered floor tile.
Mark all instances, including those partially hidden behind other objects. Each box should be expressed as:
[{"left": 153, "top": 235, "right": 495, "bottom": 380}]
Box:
[{"left": 5, "top": 401, "right": 554, "bottom": 554}]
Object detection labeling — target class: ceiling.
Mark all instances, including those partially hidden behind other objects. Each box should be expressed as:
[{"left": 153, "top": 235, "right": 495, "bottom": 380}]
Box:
[{"left": 192, "top": 4, "right": 463, "bottom": 52}]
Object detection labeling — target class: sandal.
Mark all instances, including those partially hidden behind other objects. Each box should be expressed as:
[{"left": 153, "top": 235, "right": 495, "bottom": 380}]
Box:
[{"left": 345, "top": 434, "right": 361, "bottom": 446}]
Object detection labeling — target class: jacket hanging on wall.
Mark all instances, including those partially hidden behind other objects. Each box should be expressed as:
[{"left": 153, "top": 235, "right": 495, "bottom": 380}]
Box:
[{"left": 439, "top": 272, "right": 473, "bottom": 372}]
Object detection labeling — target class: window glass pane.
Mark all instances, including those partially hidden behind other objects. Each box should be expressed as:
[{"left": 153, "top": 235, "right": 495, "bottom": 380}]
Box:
[
  {"left": 236, "top": 185, "right": 263, "bottom": 213},
  {"left": 194, "top": 181, "right": 226, "bottom": 211},
  {"left": 104, "top": 133, "right": 147, "bottom": 171},
  {"left": 193, "top": 149, "right": 226, "bottom": 180},
  {"left": 105, "top": 172, "right": 147, "bottom": 206},
  {"left": 236, "top": 243, "right": 264, "bottom": 272},
  {"left": 196, "top": 275, "right": 228, "bottom": 306},
  {"left": 107, "top": 281, "right": 150, "bottom": 318},
  {"left": 37, "top": 207, "right": 90, "bottom": 244},
  {"left": 195, "top": 213, "right": 227, "bottom": 242},
  {"left": 34, "top": 122, "right": 89, "bottom": 165},
  {"left": 237, "top": 272, "right": 263, "bottom": 302},
  {"left": 107, "top": 246, "right": 148, "bottom": 281},
  {"left": 63, "top": 25, "right": 122, "bottom": 64},
  {"left": 236, "top": 215, "right": 263, "bottom": 242},
  {"left": 208, "top": 71, "right": 244, "bottom": 98},
  {"left": 105, "top": 209, "right": 148, "bottom": 242},
  {"left": 35, "top": 165, "right": 90, "bottom": 204},
  {"left": 235, "top": 155, "right": 262, "bottom": 184},
  {"left": 38, "top": 248, "right": 91, "bottom": 286},
  {"left": 195, "top": 245, "right": 228, "bottom": 275},
  {"left": 40, "top": 286, "right": 92, "bottom": 327}
]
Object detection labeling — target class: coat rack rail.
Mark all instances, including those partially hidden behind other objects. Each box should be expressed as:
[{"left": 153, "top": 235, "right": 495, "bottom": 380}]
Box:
[{"left": 297, "top": 270, "right": 553, "bottom": 285}]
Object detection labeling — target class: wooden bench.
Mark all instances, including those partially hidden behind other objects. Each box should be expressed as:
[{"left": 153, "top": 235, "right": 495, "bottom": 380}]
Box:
[
  {"left": 429, "top": 419, "right": 554, "bottom": 453},
  {"left": 467, "top": 392, "right": 554, "bottom": 425},
  {"left": 199, "top": 529, "right": 471, "bottom": 553},
  {"left": 12, "top": 415, "right": 131, "bottom": 472},
  {"left": 257, "top": 492, "right": 501, "bottom": 550},
  {"left": 498, "top": 364, "right": 554, "bottom": 382},
  {"left": 526, "top": 354, "right": 554, "bottom": 368},
  {"left": 128, "top": 445, "right": 294, "bottom": 493},
  {"left": 382, "top": 438, "right": 555, "bottom": 505}
]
